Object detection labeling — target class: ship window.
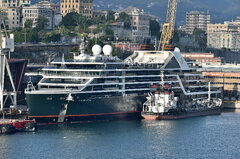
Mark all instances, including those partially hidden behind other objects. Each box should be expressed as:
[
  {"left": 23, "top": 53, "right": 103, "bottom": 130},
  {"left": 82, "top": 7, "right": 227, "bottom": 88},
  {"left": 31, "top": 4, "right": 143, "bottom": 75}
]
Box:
[
  {"left": 66, "top": 86, "right": 79, "bottom": 89},
  {"left": 60, "top": 97, "right": 66, "bottom": 100},
  {"left": 49, "top": 86, "right": 64, "bottom": 89}
]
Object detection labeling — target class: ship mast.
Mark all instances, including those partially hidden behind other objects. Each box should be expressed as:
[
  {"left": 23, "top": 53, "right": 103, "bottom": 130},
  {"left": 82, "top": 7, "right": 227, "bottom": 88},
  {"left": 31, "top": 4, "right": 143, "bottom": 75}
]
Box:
[
  {"left": 160, "top": 71, "right": 164, "bottom": 89},
  {"left": 208, "top": 82, "right": 211, "bottom": 101}
]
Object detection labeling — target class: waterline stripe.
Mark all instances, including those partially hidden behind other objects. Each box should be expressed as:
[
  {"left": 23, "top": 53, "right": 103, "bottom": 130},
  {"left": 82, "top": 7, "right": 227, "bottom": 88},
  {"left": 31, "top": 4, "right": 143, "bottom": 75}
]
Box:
[{"left": 29, "top": 111, "right": 141, "bottom": 118}]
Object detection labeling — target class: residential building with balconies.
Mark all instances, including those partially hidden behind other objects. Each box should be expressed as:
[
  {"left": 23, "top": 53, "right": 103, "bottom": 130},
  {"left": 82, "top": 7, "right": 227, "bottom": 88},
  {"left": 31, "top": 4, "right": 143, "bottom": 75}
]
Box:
[
  {"left": 186, "top": 11, "right": 210, "bottom": 34},
  {"left": 114, "top": 7, "right": 153, "bottom": 43},
  {"left": 60, "top": 0, "right": 93, "bottom": 17}
]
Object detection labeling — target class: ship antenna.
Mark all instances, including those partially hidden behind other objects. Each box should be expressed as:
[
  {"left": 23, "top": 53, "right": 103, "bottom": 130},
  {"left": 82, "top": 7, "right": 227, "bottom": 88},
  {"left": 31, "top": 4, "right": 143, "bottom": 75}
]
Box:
[
  {"left": 208, "top": 82, "right": 211, "bottom": 101},
  {"left": 79, "top": 38, "right": 86, "bottom": 55},
  {"left": 160, "top": 71, "right": 164, "bottom": 89},
  {"left": 61, "top": 53, "right": 65, "bottom": 67}
]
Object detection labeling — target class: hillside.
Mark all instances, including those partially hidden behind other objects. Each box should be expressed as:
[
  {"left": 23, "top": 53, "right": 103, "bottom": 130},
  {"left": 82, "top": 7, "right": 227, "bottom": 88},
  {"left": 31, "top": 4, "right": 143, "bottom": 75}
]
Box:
[
  {"left": 33, "top": 0, "right": 240, "bottom": 25},
  {"left": 94, "top": 0, "right": 240, "bottom": 25}
]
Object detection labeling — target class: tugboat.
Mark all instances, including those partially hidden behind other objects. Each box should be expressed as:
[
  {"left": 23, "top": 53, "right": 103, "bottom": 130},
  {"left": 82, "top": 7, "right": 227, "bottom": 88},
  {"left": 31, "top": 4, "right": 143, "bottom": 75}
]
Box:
[
  {"left": 0, "top": 119, "right": 36, "bottom": 134},
  {"left": 141, "top": 72, "right": 222, "bottom": 120}
]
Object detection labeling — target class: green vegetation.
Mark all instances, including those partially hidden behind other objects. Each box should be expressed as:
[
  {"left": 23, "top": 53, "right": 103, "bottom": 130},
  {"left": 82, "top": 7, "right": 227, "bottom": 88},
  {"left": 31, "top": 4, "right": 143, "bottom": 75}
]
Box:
[
  {"left": 45, "top": 33, "right": 61, "bottom": 42},
  {"left": 116, "top": 12, "right": 131, "bottom": 28},
  {"left": 192, "top": 28, "right": 207, "bottom": 48},
  {"left": 172, "top": 29, "right": 188, "bottom": 45},
  {"left": 172, "top": 28, "right": 208, "bottom": 51},
  {"left": 12, "top": 12, "right": 118, "bottom": 44},
  {"left": 12, "top": 10, "right": 159, "bottom": 47},
  {"left": 24, "top": 19, "right": 33, "bottom": 29},
  {"left": 106, "top": 10, "right": 115, "bottom": 21},
  {"left": 35, "top": 16, "right": 49, "bottom": 31},
  {"left": 150, "top": 20, "right": 160, "bottom": 38}
]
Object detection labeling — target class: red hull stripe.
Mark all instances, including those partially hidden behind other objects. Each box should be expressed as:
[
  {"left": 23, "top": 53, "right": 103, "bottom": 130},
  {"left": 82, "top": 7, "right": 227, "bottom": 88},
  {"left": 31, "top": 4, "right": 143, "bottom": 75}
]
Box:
[{"left": 29, "top": 111, "right": 141, "bottom": 118}]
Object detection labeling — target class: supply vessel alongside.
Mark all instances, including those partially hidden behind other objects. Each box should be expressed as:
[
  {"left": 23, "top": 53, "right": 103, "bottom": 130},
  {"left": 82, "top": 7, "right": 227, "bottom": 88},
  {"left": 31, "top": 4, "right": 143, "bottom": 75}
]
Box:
[
  {"left": 141, "top": 73, "right": 222, "bottom": 120},
  {"left": 25, "top": 40, "right": 222, "bottom": 124}
]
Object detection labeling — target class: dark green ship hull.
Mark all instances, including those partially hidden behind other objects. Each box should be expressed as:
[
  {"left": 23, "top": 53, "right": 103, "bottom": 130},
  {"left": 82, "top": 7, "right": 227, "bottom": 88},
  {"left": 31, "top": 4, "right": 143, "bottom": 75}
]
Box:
[{"left": 26, "top": 93, "right": 145, "bottom": 124}]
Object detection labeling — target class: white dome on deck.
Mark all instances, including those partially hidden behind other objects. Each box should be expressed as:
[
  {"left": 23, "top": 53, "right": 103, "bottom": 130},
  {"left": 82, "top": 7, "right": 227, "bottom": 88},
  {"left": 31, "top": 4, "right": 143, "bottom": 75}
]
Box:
[
  {"left": 92, "top": 44, "right": 102, "bottom": 56},
  {"left": 103, "top": 45, "right": 113, "bottom": 56}
]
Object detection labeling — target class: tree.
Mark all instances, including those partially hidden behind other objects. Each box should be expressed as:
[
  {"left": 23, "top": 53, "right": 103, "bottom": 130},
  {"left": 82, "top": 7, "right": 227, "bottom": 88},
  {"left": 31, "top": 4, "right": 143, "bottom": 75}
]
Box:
[
  {"left": 103, "top": 27, "right": 114, "bottom": 41},
  {"left": 55, "top": 25, "right": 69, "bottom": 36},
  {"left": 29, "top": 31, "right": 39, "bottom": 43},
  {"left": 150, "top": 20, "right": 160, "bottom": 37},
  {"left": 107, "top": 10, "right": 115, "bottom": 21},
  {"left": 62, "top": 12, "right": 88, "bottom": 27},
  {"left": 35, "top": 16, "right": 49, "bottom": 31},
  {"left": 117, "top": 12, "right": 131, "bottom": 28},
  {"left": 13, "top": 29, "right": 39, "bottom": 43},
  {"left": 172, "top": 29, "right": 188, "bottom": 45},
  {"left": 14, "top": 30, "right": 24, "bottom": 42},
  {"left": 24, "top": 19, "right": 33, "bottom": 29},
  {"left": 62, "top": 12, "right": 80, "bottom": 26},
  {"left": 192, "top": 28, "right": 207, "bottom": 48},
  {"left": 93, "top": 27, "right": 102, "bottom": 34},
  {"left": 46, "top": 33, "right": 61, "bottom": 42}
]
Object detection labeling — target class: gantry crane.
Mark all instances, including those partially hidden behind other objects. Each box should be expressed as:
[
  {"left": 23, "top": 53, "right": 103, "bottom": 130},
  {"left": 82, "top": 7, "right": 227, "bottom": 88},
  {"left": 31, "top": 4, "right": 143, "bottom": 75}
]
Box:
[
  {"left": 158, "top": 0, "right": 177, "bottom": 51},
  {"left": 0, "top": 14, "right": 16, "bottom": 111}
]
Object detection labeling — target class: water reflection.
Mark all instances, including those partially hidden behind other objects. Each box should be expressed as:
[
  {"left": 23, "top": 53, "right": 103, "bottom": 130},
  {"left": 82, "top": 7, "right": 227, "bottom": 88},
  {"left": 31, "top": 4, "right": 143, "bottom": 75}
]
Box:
[
  {"left": 223, "top": 108, "right": 240, "bottom": 113},
  {"left": 0, "top": 113, "right": 240, "bottom": 159},
  {"left": 0, "top": 136, "right": 10, "bottom": 159}
]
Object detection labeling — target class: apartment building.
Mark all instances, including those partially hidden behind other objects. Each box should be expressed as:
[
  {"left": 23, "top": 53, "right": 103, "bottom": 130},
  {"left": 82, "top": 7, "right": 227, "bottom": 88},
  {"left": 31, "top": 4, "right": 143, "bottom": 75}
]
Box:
[
  {"left": 207, "top": 17, "right": 240, "bottom": 51},
  {"left": 0, "top": 0, "right": 31, "bottom": 29},
  {"left": 114, "top": 7, "right": 152, "bottom": 43},
  {"left": 207, "top": 23, "right": 229, "bottom": 33},
  {"left": 208, "top": 20, "right": 240, "bottom": 33},
  {"left": 93, "top": 10, "right": 108, "bottom": 19},
  {"left": 60, "top": 0, "right": 93, "bottom": 17},
  {"left": 22, "top": 1, "right": 62, "bottom": 30},
  {"left": 186, "top": 11, "right": 210, "bottom": 34}
]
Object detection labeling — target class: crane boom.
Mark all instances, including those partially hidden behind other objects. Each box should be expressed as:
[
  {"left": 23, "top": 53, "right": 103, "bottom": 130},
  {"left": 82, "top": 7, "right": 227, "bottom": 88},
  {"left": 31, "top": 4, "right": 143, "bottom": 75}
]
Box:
[{"left": 158, "top": 0, "right": 177, "bottom": 51}]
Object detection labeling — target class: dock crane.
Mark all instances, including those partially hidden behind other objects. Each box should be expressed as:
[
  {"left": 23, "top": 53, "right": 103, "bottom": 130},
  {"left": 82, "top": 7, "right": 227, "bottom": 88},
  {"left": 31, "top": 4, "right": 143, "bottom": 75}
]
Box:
[
  {"left": 0, "top": 14, "right": 16, "bottom": 111},
  {"left": 158, "top": 0, "right": 177, "bottom": 51}
]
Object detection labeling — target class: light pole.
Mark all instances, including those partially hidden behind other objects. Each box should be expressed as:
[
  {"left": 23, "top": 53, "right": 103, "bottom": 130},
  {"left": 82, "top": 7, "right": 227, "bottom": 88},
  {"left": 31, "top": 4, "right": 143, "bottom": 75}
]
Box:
[{"left": 25, "top": 28, "right": 27, "bottom": 43}]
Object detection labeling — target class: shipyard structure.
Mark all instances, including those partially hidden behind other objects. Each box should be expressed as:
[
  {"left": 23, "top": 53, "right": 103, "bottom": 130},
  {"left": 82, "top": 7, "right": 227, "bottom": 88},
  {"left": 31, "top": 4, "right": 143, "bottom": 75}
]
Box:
[
  {"left": 203, "top": 64, "right": 240, "bottom": 109},
  {"left": 182, "top": 52, "right": 240, "bottom": 109}
]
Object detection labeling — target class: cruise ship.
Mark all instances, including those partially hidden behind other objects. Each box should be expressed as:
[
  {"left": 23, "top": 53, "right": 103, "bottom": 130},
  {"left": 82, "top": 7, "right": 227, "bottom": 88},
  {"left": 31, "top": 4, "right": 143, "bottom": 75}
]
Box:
[{"left": 25, "top": 41, "right": 222, "bottom": 124}]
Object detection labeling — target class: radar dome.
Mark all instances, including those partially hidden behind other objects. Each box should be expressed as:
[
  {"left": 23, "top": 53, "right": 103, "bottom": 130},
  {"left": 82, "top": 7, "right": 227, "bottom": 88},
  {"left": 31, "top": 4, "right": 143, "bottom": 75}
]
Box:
[
  {"left": 92, "top": 44, "right": 102, "bottom": 56},
  {"left": 103, "top": 45, "right": 113, "bottom": 56}
]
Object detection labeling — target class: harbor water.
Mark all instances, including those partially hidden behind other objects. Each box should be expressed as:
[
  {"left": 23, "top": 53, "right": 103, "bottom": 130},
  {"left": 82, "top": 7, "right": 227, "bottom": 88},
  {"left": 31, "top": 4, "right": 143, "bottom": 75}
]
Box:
[{"left": 0, "top": 110, "right": 240, "bottom": 159}]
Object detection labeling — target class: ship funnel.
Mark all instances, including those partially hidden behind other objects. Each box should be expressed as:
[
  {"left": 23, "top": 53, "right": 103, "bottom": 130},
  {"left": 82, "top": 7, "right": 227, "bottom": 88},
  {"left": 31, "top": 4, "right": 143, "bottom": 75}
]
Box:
[
  {"left": 92, "top": 44, "right": 102, "bottom": 56},
  {"left": 103, "top": 45, "right": 113, "bottom": 56}
]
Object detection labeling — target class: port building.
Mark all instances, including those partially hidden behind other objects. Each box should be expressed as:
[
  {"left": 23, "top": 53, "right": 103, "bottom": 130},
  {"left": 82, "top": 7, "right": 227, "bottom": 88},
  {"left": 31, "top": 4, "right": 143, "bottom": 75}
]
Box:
[{"left": 207, "top": 17, "right": 240, "bottom": 52}]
